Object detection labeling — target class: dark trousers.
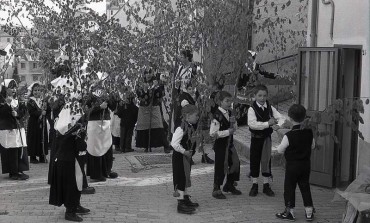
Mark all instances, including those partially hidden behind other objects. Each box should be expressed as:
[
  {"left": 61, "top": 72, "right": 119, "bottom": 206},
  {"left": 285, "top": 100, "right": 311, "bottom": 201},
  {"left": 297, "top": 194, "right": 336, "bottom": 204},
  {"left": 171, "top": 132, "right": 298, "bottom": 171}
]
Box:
[
  {"left": 172, "top": 151, "right": 187, "bottom": 191},
  {"left": 213, "top": 145, "right": 239, "bottom": 186},
  {"left": 284, "top": 161, "right": 313, "bottom": 208},
  {"left": 120, "top": 126, "right": 134, "bottom": 152},
  {"left": 250, "top": 137, "right": 272, "bottom": 178},
  {"left": 87, "top": 147, "right": 113, "bottom": 179},
  {"left": 76, "top": 154, "right": 88, "bottom": 189}
]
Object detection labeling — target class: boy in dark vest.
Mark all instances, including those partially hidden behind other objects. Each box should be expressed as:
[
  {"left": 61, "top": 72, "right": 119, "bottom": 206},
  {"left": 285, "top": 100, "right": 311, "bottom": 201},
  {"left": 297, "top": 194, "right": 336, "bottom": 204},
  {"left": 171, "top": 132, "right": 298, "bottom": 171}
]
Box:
[
  {"left": 210, "top": 91, "right": 241, "bottom": 199},
  {"left": 247, "top": 84, "right": 285, "bottom": 197},
  {"left": 275, "top": 104, "right": 315, "bottom": 221},
  {"left": 171, "top": 104, "right": 200, "bottom": 214}
]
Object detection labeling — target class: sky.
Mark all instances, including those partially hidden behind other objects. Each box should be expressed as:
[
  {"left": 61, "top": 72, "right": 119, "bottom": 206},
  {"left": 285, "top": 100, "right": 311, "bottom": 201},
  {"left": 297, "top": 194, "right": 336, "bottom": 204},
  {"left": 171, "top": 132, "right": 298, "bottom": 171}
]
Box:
[{"left": 0, "top": 0, "right": 107, "bottom": 28}]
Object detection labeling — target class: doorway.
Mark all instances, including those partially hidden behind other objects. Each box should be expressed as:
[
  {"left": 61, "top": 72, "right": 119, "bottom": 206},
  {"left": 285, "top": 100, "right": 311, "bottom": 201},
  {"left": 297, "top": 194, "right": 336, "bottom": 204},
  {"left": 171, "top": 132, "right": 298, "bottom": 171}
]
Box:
[{"left": 335, "top": 47, "right": 362, "bottom": 188}]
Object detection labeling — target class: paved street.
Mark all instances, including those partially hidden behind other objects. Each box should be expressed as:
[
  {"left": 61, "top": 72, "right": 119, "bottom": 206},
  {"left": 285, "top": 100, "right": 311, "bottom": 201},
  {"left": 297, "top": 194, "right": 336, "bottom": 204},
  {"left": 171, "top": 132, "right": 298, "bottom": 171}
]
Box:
[{"left": 0, "top": 143, "right": 346, "bottom": 223}]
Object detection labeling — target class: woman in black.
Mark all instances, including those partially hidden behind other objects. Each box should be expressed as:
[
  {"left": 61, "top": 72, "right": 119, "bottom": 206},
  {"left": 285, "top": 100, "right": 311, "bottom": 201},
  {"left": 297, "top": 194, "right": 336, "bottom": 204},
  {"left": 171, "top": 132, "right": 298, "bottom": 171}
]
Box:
[
  {"left": 49, "top": 104, "right": 90, "bottom": 222},
  {"left": 0, "top": 79, "right": 29, "bottom": 180},
  {"left": 26, "top": 83, "right": 50, "bottom": 163},
  {"left": 136, "top": 69, "right": 170, "bottom": 153}
]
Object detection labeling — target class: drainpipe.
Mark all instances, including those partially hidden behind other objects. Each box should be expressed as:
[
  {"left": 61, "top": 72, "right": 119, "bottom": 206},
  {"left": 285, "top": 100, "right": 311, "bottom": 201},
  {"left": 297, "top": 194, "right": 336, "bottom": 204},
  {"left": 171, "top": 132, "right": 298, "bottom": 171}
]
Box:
[
  {"left": 321, "top": 0, "right": 335, "bottom": 40},
  {"left": 310, "top": 0, "right": 318, "bottom": 46}
]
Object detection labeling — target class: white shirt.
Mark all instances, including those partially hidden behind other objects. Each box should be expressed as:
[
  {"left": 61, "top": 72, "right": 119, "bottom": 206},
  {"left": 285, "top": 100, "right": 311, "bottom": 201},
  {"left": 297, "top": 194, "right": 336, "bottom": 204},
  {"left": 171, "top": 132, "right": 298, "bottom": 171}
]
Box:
[
  {"left": 171, "top": 127, "right": 186, "bottom": 154},
  {"left": 209, "top": 107, "right": 237, "bottom": 138},
  {"left": 247, "top": 102, "right": 285, "bottom": 130},
  {"left": 277, "top": 135, "right": 316, "bottom": 154}
]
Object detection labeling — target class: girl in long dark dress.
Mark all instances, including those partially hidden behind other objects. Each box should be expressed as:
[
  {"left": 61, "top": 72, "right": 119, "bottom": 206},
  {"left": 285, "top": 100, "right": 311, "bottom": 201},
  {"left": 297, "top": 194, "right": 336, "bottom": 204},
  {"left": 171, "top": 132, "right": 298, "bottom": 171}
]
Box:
[
  {"left": 0, "top": 79, "right": 29, "bottom": 180},
  {"left": 26, "top": 83, "right": 50, "bottom": 163},
  {"left": 49, "top": 104, "right": 90, "bottom": 222}
]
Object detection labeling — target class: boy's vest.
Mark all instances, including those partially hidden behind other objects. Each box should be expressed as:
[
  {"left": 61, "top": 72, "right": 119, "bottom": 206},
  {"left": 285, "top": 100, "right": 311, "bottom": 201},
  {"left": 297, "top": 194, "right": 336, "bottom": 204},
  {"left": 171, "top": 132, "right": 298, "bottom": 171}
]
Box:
[
  {"left": 285, "top": 125, "right": 313, "bottom": 162},
  {"left": 249, "top": 101, "right": 273, "bottom": 138},
  {"left": 213, "top": 109, "right": 233, "bottom": 150},
  {"left": 179, "top": 121, "right": 196, "bottom": 151}
]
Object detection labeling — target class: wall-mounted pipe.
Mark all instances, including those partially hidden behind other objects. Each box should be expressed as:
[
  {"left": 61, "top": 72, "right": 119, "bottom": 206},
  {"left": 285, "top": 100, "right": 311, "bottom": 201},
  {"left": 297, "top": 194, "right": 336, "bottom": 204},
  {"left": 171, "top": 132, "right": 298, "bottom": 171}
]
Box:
[
  {"left": 321, "top": 0, "right": 335, "bottom": 40},
  {"left": 310, "top": 0, "right": 319, "bottom": 46}
]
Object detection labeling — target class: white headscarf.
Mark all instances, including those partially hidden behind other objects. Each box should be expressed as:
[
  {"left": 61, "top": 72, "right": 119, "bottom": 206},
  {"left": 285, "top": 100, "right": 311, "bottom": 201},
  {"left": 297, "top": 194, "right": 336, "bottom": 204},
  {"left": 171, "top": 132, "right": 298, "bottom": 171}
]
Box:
[
  {"left": 3, "top": 79, "right": 17, "bottom": 88},
  {"left": 27, "top": 81, "right": 42, "bottom": 97},
  {"left": 54, "top": 103, "right": 82, "bottom": 135}
]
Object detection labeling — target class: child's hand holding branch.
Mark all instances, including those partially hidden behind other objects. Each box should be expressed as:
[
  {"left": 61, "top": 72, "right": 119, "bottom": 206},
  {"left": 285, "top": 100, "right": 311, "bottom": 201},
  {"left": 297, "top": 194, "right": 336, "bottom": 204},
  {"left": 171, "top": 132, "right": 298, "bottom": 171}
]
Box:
[
  {"left": 228, "top": 128, "right": 235, "bottom": 135},
  {"left": 183, "top": 150, "right": 192, "bottom": 158},
  {"left": 268, "top": 118, "right": 277, "bottom": 126}
]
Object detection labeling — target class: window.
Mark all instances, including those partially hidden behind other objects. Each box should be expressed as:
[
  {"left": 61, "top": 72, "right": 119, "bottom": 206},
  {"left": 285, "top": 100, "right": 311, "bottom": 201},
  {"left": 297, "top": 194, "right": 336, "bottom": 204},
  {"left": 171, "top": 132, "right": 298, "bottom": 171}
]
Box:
[
  {"left": 21, "top": 63, "right": 25, "bottom": 69},
  {"left": 7, "top": 38, "right": 10, "bottom": 42},
  {"left": 33, "top": 63, "right": 37, "bottom": 69},
  {"left": 33, "top": 75, "right": 38, "bottom": 81},
  {"left": 20, "top": 76, "right": 25, "bottom": 82},
  {"left": 111, "top": 10, "right": 113, "bottom": 15}
]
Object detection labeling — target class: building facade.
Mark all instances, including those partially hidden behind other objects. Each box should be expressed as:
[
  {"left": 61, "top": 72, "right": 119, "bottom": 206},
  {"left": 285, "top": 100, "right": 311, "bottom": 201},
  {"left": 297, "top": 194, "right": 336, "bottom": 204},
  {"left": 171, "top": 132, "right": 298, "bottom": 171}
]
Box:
[
  {"left": 300, "top": 0, "right": 370, "bottom": 187},
  {"left": 0, "top": 29, "right": 44, "bottom": 87}
]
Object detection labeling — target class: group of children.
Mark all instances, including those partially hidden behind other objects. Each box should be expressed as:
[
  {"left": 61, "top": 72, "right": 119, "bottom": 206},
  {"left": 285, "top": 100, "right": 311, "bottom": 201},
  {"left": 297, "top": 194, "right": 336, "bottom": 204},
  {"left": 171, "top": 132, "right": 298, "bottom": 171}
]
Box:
[
  {"left": 172, "top": 84, "right": 315, "bottom": 221},
  {"left": 0, "top": 74, "right": 316, "bottom": 221}
]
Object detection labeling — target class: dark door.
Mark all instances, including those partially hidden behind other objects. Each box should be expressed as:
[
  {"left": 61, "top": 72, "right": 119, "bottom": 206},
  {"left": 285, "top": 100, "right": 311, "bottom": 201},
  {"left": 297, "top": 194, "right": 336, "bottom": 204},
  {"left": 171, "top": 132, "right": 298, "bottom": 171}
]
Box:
[
  {"left": 298, "top": 47, "right": 338, "bottom": 187},
  {"left": 335, "top": 48, "right": 362, "bottom": 187}
]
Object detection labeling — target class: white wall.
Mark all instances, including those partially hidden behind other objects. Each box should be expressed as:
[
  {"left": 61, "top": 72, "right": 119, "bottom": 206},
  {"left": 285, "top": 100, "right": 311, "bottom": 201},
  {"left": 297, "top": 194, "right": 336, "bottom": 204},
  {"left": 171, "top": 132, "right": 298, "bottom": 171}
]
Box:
[{"left": 312, "top": 0, "right": 370, "bottom": 174}]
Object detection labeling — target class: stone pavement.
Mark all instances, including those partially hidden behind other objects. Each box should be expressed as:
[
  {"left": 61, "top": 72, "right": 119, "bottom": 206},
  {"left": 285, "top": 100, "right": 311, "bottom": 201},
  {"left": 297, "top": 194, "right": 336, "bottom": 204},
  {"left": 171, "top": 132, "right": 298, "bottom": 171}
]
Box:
[{"left": 0, "top": 142, "right": 346, "bottom": 223}]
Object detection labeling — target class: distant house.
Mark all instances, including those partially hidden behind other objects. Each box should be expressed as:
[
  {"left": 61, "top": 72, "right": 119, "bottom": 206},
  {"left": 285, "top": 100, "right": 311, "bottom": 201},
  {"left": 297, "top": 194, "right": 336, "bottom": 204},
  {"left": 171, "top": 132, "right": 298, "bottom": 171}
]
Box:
[
  {"left": 16, "top": 49, "right": 43, "bottom": 86},
  {"left": 298, "top": 0, "right": 370, "bottom": 188},
  {"left": 0, "top": 28, "right": 45, "bottom": 86}
]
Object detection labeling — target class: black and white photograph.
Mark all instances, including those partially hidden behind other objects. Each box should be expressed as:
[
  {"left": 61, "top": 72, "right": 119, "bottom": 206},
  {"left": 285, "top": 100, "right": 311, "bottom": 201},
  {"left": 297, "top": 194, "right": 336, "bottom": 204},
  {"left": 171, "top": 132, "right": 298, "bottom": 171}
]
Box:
[{"left": 0, "top": 0, "right": 369, "bottom": 222}]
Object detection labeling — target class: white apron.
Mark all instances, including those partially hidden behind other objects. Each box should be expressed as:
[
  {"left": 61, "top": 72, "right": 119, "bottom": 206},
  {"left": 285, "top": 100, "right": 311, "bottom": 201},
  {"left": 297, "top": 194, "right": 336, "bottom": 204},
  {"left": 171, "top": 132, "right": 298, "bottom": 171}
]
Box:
[
  {"left": 0, "top": 128, "right": 27, "bottom": 148},
  {"left": 86, "top": 120, "right": 112, "bottom": 157}
]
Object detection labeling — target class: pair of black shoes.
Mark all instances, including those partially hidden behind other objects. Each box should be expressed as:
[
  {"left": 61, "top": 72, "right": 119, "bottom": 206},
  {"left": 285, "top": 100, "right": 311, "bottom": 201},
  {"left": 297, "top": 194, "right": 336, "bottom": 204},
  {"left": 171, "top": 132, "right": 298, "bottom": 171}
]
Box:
[
  {"left": 223, "top": 183, "right": 242, "bottom": 195},
  {"left": 81, "top": 186, "right": 95, "bottom": 195},
  {"left": 108, "top": 171, "right": 118, "bottom": 178},
  {"left": 177, "top": 195, "right": 199, "bottom": 214},
  {"left": 65, "top": 205, "right": 90, "bottom": 222},
  {"left": 275, "top": 207, "right": 315, "bottom": 221},
  {"left": 212, "top": 182, "right": 242, "bottom": 199},
  {"left": 201, "top": 154, "right": 214, "bottom": 164},
  {"left": 212, "top": 189, "right": 226, "bottom": 199},
  {"left": 92, "top": 171, "right": 118, "bottom": 182},
  {"left": 9, "top": 172, "right": 29, "bottom": 181},
  {"left": 249, "top": 183, "right": 275, "bottom": 197}
]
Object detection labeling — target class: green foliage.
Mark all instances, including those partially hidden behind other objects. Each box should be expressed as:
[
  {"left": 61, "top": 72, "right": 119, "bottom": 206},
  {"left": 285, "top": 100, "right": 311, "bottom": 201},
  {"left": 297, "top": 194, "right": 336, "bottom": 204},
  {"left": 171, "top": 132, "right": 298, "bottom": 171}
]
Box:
[
  {"left": 301, "top": 98, "right": 366, "bottom": 149},
  {"left": 1, "top": 0, "right": 310, "bottom": 137}
]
